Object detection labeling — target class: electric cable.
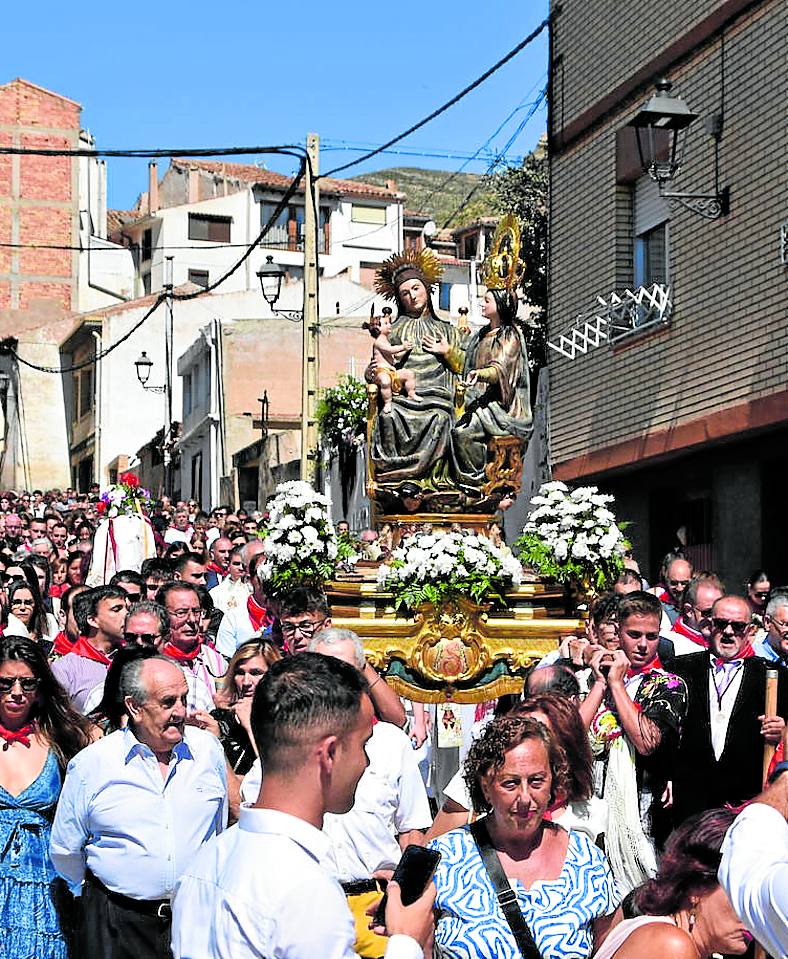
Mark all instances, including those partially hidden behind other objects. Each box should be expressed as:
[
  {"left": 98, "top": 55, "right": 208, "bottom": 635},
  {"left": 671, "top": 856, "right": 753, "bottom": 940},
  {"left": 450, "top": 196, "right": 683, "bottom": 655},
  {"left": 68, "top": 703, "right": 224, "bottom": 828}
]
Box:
[
  {"left": 321, "top": 16, "right": 549, "bottom": 178},
  {"left": 0, "top": 144, "right": 307, "bottom": 160}
]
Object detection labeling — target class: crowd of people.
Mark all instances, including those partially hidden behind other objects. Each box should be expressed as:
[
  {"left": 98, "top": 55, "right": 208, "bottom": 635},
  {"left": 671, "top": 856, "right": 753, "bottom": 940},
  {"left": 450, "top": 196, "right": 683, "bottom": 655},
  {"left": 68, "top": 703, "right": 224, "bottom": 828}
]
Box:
[{"left": 0, "top": 485, "right": 786, "bottom": 958}]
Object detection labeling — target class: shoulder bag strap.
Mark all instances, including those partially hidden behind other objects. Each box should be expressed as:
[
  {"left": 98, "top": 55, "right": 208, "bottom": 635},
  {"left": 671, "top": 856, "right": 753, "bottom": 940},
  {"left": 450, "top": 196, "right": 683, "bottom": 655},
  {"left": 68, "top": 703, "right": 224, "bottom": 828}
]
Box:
[{"left": 469, "top": 818, "right": 543, "bottom": 959}]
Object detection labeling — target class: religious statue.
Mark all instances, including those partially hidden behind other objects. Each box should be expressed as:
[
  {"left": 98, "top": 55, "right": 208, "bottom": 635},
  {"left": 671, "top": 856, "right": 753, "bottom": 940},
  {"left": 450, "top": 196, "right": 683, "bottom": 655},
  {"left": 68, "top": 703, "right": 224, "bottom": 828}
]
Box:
[
  {"left": 363, "top": 307, "right": 420, "bottom": 413},
  {"left": 367, "top": 216, "right": 533, "bottom": 515}
]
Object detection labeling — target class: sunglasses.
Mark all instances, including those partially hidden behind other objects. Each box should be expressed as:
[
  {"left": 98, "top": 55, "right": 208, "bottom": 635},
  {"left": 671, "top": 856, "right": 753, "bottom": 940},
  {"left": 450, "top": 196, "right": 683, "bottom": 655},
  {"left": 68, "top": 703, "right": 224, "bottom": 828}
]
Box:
[
  {"left": 752, "top": 591, "right": 770, "bottom": 600},
  {"left": 669, "top": 579, "right": 690, "bottom": 588},
  {"left": 124, "top": 631, "right": 160, "bottom": 644},
  {"left": 0, "top": 676, "right": 39, "bottom": 694},
  {"left": 711, "top": 617, "right": 750, "bottom": 636}
]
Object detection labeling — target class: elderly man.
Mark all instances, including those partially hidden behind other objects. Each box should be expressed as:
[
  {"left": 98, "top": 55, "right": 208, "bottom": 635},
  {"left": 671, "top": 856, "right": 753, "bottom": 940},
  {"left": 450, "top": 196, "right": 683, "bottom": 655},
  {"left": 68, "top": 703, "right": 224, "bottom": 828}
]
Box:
[
  {"left": 669, "top": 593, "right": 788, "bottom": 826},
  {"left": 754, "top": 591, "right": 788, "bottom": 666},
  {"left": 157, "top": 582, "right": 226, "bottom": 712},
  {"left": 51, "top": 655, "right": 227, "bottom": 959},
  {"left": 52, "top": 585, "right": 128, "bottom": 711},
  {"left": 164, "top": 506, "right": 193, "bottom": 546},
  {"left": 653, "top": 553, "right": 694, "bottom": 626},
  {"left": 124, "top": 600, "right": 169, "bottom": 647},
  {"left": 668, "top": 571, "right": 725, "bottom": 655},
  {"left": 172, "top": 653, "right": 433, "bottom": 959}
]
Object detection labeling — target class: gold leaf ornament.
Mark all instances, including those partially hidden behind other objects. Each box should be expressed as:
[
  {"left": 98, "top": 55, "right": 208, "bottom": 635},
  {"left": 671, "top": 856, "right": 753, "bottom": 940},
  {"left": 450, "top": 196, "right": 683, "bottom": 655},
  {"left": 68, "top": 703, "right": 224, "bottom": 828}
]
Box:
[
  {"left": 480, "top": 213, "right": 524, "bottom": 291},
  {"left": 374, "top": 248, "right": 444, "bottom": 301}
]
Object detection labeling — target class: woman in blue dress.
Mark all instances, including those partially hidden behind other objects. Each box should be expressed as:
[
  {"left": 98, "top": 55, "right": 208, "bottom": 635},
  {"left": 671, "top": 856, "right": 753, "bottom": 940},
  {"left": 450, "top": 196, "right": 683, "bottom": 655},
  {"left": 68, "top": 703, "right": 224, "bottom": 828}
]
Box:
[
  {"left": 0, "top": 636, "right": 94, "bottom": 958},
  {"left": 429, "top": 715, "right": 621, "bottom": 959}
]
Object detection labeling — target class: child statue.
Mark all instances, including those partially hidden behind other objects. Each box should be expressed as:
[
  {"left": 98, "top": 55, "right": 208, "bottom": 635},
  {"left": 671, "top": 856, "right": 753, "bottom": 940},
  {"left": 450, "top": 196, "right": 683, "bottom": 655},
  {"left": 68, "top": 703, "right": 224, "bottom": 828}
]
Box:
[{"left": 363, "top": 306, "right": 420, "bottom": 413}]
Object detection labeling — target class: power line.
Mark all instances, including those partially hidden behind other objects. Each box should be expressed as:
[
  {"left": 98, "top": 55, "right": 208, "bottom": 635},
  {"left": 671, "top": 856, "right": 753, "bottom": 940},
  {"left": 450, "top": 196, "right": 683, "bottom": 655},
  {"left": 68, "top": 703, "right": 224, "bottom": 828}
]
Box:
[
  {"left": 321, "top": 16, "right": 550, "bottom": 179},
  {"left": 1, "top": 160, "right": 307, "bottom": 374},
  {"left": 0, "top": 144, "right": 306, "bottom": 160}
]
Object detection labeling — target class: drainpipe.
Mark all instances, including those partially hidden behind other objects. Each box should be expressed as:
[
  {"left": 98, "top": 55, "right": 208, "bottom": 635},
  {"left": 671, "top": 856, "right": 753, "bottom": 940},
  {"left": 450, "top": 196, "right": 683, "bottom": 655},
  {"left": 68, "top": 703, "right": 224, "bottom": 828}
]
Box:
[{"left": 91, "top": 330, "right": 102, "bottom": 485}]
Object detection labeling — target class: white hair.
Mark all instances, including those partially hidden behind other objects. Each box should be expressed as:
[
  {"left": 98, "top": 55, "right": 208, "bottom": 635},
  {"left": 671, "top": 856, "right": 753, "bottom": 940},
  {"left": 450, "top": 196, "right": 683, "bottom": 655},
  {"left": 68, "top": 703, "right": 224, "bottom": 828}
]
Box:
[{"left": 309, "top": 627, "right": 365, "bottom": 671}]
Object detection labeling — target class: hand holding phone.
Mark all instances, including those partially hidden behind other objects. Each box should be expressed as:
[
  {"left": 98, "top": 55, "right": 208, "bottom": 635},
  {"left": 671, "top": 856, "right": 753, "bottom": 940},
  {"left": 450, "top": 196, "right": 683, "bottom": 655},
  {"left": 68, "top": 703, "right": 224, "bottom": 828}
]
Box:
[{"left": 372, "top": 844, "right": 440, "bottom": 929}]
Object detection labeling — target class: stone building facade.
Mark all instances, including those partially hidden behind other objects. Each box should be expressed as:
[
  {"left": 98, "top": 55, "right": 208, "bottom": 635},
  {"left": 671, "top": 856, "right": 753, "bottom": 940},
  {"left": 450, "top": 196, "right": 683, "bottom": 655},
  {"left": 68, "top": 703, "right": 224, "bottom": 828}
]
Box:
[{"left": 547, "top": 0, "right": 787, "bottom": 586}]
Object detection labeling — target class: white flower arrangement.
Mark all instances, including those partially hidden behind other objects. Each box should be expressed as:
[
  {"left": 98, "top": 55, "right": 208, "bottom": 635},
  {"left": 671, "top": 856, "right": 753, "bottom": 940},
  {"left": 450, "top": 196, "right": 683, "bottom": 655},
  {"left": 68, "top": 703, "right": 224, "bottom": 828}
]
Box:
[
  {"left": 514, "top": 481, "right": 629, "bottom": 589},
  {"left": 257, "top": 480, "right": 350, "bottom": 596},
  {"left": 377, "top": 529, "right": 522, "bottom": 613}
]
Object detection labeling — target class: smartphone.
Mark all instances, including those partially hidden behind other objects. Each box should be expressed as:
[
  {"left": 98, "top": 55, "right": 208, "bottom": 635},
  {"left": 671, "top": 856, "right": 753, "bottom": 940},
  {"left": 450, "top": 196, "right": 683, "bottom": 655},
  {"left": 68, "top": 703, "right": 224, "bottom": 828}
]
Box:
[{"left": 372, "top": 845, "right": 441, "bottom": 929}]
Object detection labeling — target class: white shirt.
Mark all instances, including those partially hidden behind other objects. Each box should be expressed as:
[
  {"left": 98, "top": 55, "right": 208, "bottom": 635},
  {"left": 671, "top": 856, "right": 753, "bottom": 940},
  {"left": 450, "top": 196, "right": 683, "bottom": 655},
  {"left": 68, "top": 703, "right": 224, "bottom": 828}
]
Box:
[
  {"left": 708, "top": 659, "right": 745, "bottom": 760},
  {"left": 215, "top": 605, "right": 259, "bottom": 658},
  {"left": 171, "top": 805, "right": 422, "bottom": 959},
  {"left": 719, "top": 802, "right": 788, "bottom": 959},
  {"left": 50, "top": 726, "right": 228, "bottom": 899},
  {"left": 164, "top": 527, "right": 193, "bottom": 545},
  {"left": 209, "top": 577, "right": 252, "bottom": 615},
  {"left": 323, "top": 722, "right": 432, "bottom": 881}
]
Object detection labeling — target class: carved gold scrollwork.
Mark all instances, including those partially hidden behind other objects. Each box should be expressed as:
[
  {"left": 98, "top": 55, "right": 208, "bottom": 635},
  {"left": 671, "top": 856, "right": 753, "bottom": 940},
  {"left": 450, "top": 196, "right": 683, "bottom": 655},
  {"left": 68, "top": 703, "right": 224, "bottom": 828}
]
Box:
[{"left": 413, "top": 601, "right": 491, "bottom": 684}]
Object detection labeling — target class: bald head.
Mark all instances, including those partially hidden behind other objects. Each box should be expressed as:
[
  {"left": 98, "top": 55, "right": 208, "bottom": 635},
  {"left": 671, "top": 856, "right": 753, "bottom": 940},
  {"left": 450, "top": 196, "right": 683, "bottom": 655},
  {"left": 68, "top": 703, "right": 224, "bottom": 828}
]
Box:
[{"left": 210, "top": 536, "right": 233, "bottom": 568}]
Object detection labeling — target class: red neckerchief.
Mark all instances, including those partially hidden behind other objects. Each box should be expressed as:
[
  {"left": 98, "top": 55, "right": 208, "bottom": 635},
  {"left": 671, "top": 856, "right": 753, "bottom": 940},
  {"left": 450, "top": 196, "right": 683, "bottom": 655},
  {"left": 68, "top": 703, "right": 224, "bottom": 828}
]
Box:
[
  {"left": 625, "top": 655, "right": 663, "bottom": 680},
  {"left": 206, "top": 561, "right": 226, "bottom": 576},
  {"left": 672, "top": 616, "right": 708, "bottom": 647},
  {"left": 71, "top": 636, "right": 112, "bottom": 666},
  {"left": 247, "top": 595, "right": 273, "bottom": 633},
  {"left": 162, "top": 641, "right": 201, "bottom": 663},
  {"left": 0, "top": 722, "right": 35, "bottom": 749},
  {"left": 52, "top": 630, "right": 75, "bottom": 657},
  {"left": 656, "top": 588, "right": 670, "bottom": 604}
]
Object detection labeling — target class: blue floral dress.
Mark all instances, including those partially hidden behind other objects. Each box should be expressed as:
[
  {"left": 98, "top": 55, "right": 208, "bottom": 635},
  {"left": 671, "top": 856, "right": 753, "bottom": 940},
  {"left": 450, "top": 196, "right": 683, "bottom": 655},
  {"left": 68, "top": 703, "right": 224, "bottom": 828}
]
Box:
[
  {"left": 0, "top": 751, "right": 68, "bottom": 959},
  {"left": 429, "top": 823, "right": 620, "bottom": 959}
]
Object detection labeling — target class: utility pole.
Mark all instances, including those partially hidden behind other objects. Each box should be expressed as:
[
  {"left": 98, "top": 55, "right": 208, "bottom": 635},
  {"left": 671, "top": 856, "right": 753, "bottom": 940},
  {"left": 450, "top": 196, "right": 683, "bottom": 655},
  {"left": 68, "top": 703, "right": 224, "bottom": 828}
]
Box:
[
  {"left": 301, "top": 133, "right": 320, "bottom": 482},
  {"left": 164, "top": 255, "right": 174, "bottom": 497}
]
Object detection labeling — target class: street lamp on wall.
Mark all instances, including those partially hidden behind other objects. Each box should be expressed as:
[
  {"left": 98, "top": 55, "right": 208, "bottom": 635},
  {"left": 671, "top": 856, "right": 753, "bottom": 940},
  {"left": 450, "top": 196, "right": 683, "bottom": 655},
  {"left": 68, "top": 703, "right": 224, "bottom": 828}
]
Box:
[
  {"left": 627, "top": 78, "right": 729, "bottom": 220},
  {"left": 134, "top": 351, "right": 166, "bottom": 393},
  {"left": 256, "top": 256, "right": 302, "bottom": 321}
]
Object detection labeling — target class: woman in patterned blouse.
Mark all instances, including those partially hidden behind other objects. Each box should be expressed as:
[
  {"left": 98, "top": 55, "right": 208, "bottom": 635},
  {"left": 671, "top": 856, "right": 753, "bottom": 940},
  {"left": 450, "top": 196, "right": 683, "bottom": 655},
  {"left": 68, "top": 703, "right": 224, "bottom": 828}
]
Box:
[{"left": 429, "top": 715, "right": 620, "bottom": 959}]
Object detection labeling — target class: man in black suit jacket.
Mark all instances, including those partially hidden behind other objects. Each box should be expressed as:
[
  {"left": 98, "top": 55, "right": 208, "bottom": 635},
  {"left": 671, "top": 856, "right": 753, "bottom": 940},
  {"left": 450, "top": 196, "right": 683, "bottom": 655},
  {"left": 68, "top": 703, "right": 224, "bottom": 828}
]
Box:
[{"left": 670, "top": 594, "right": 788, "bottom": 827}]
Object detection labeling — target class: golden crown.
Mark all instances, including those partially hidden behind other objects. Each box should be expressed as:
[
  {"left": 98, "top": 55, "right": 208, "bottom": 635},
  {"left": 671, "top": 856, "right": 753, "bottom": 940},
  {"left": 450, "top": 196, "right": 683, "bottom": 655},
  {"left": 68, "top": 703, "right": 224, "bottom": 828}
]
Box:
[
  {"left": 480, "top": 214, "right": 524, "bottom": 291},
  {"left": 374, "top": 248, "right": 444, "bottom": 301}
]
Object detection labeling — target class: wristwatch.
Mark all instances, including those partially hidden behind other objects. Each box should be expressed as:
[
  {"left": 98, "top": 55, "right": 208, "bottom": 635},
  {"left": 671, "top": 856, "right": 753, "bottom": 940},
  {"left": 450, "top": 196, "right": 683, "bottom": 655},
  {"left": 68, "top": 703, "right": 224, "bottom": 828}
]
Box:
[{"left": 768, "top": 761, "right": 788, "bottom": 785}]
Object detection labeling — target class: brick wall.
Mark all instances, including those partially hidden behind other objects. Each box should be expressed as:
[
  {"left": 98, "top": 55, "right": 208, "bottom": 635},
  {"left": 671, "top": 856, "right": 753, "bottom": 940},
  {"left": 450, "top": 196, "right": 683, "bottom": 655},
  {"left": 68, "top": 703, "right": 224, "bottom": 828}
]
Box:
[
  {"left": 0, "top": 79, "right": 80, "bottom": 312},
  {"left": 547, "top": 0, "right": 787, "bottom": 474}
]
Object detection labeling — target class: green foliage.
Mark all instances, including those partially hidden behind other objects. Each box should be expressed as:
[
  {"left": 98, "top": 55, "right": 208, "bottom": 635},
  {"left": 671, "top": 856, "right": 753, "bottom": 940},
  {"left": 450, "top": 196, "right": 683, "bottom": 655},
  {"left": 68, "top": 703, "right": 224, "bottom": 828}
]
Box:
[{"left": 315, "top": 375, "right": 367, "bottom": 455}]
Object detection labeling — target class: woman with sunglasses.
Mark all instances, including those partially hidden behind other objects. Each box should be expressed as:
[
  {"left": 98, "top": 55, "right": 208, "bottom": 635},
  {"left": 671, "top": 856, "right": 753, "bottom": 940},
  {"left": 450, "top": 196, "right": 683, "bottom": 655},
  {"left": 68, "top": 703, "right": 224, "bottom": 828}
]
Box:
[
  {"left": 1, "top": 579, "right": 58, "bottom": 650},
  {"left": 745, "top": 569, "right": 771, "bottom": 625},
  {"left": 0, "top": 636, "right": 94, "bottom": 957}
]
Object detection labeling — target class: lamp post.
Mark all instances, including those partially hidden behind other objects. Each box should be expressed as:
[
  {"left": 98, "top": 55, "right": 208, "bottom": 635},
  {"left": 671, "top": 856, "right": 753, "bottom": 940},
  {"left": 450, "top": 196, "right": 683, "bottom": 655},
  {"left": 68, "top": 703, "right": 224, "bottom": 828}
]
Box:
[
  {"left": 133, "top": 351, "right": 166, "bottom": 393},
  {"left": 627, "top": 79, "right": 728, "bottom": 219}
]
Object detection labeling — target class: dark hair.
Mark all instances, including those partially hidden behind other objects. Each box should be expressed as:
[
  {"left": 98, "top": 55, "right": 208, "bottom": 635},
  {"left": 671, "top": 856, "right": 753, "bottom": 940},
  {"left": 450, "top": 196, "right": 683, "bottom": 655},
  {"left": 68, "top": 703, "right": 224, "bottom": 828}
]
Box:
[
  {"left": 615, "top": 569, "right": 643, "bottom": 589},
  {"left": 140, "top": 557, "right": 173, "bottom": 581},
  {"left": 362, "top": 319, "right": 382, "bottom": 338},
  {"left": 590, "top": 592, "right": 620, "bottom": 627},
  {"left": 524, "top": 664, "right": 581, "bottom": 700},
  {"left": 514, "top": 694, "right": 593, "bottom": 802},
  {"left": 279, "top": 586, "right": 330, "bottom": 620},
  {"left": 72, "top": 589, "right": 94, "bottom": 635},
  {"left": 489, "top": 289, "right": 518, "bottom": 325},
  {"left": 618, "top": 590, "right": 663, "bottom": 623},
  {"left": 685, "top": 572, "right": 725, "bottom": 607},
  {"left": 747, "top": 569, "right": 769, "bottom": 588},
  {"left": 5, "top": 576, "right": 49, "bottom": 641},
  {"left": 89, "top": 644, "right": 160, "bottom": 730},
  {"left": 635, "top": 807, "right": 737, "bottom": 915},
  {"left": 251, "top": 652, "right": 367, "bottom": 775},
  {"left": 25, "top": 555, "right": 51, "bottom": 594},
  {"left": 164, "top": 542, "right": 188, "bottom": 560},
  {"left": 193, "top": 584, "right": 214, "bottom": 612},
  {"left": 463, "top": 715, "right": 570, "bottom": 815},
  {"left": 0, "top": 636, "right": 92, "bottom": 766},
  {"left": 174, "top": 552, "right": 205, "bottom": 574},
  {"left": 110, "top": 570, "right": 144, "bottom": 590},
  {"left": 125, "top": 600, "right": 169, "bottom": 640},
  {"left": 156, "top": 580, "right": 200, "bottom": 607},
  {"left": 83, "top": 585, "right": 128, "bottom": 630}
]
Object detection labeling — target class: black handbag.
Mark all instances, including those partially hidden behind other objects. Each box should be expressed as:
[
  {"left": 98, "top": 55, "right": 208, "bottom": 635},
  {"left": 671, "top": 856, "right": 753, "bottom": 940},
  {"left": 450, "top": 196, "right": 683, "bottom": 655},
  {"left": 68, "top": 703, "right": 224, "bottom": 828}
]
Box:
[{"left": 470, "top": 817, "right": 543, "bottom": 959}]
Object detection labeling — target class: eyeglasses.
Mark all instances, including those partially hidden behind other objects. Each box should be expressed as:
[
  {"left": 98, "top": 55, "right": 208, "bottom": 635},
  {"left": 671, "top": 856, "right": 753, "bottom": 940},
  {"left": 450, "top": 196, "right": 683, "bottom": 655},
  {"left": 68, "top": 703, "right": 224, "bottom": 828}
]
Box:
[
  {"left": 10, "top": 598, "right": 34, "bottom": 607},
  {"left": 669, "top": 579, "right": 690, "bottom": 588},
  {"left": 167, "top": 607, "right": 202, "bottom": 622},
  {"left": 694, "top": 607, "right": 714, "bottom": 619},
  {"left": 0, "top": 676, "right": 39, "bottom": 694},
  {"left": 753, "top": 591, "right": 770, "bottom": 600},
  {"left": 711, "top": 617, "right": 750, "bottom": 636},
  {"left": 124, "top": 631, "right": 161, "bottom": 644},
  {"left": 768, "top": 617, "right": 788, "bottom": 632},
  {"left": 280, "top": 618, "right": 326, "bottom": 638},
  {"left": 122, "top": 592, "right": 142, "bottom": 603}
]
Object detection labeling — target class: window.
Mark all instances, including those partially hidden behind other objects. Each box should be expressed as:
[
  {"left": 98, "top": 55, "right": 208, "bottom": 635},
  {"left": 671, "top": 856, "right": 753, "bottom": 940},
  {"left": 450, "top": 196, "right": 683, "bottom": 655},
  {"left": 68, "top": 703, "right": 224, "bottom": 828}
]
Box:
[
  {"left": 73, "top": 367, "right": 94, "bottom": 421},
  {"left": 439, "top": 282, "right": 451, "bottom": 312},
  {"left": 633, "top": 176, "right": 669, "bottom": 289},
  {"left": 183, "top": 372, "right": 192, "bottom": 417},
  {"left": 188, "top": 269, "right": 209, "bottom": 289},
  {"left": 190, "top": 452, "right": 203, "bottom": 502},
  {"left": 141, "top": 229, "right": 152, "bottom": 261},
  {"left": 188, "top": 214, "right": 231, "bottom": 243},
  {"left": 351, "top": 204, "right": 386, "bottom": 225},
  {"left": 142, "top": 272, "right": 152, "bottom": 295}
]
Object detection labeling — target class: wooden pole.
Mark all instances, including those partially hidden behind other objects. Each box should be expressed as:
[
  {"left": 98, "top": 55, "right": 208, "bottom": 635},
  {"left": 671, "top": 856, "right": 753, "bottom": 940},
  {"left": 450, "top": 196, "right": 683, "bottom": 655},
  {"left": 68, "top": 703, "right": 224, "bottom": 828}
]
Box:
[
  {"left": 763, "top": 668, "right": 779, "bottom": 783},
  {"left": 300, "top": 133, "right": 320, "bottom": 482}
]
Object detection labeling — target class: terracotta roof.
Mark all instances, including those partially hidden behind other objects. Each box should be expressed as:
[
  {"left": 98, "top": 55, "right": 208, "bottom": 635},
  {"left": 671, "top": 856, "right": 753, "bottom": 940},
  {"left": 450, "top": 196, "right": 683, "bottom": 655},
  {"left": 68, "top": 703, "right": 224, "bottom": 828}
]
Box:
[
  {"left": 451, "top": 216, "right": 499, "bottom": 236},
  {"left": 107, "top": 209, "right": 146, "bottom": 233},
  {"left": 169, "top": 158, "right": 402, "bottom": 202},
  {"left": 404, "top": 209, "right": 431, "bottom": 219},
  {"left": 68, "top": 282, "right": 202, "bottom": 323}
]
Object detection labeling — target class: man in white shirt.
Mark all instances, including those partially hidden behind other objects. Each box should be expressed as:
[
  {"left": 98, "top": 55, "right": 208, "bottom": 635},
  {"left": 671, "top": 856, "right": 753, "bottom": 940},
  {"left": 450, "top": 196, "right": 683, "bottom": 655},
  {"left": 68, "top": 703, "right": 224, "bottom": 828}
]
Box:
[
  {"left": 171, "top": 653, "right": 434, "bottom": 959},
  {"left": 51, "top": 655, "right": 227, "bottom": 959},
  {"left": 164, "top": 506, "right": 194, "bottom": 546},
  {"left": 310, "top": 628, "right": 432, "bottom": 957},
  {"left": 719, "top": 727, "right": 788, "bottom": 959}
]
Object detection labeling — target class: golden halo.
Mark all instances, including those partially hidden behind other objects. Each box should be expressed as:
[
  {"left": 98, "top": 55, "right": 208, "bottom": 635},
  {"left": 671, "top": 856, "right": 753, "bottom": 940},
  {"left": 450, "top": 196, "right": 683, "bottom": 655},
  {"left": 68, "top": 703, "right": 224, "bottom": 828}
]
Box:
[
  {"left": 480, "top": 214, "right": 524, "bottom": 291},
  {"left": 375, "top": 248, "right": 444, "bottom": 301}
]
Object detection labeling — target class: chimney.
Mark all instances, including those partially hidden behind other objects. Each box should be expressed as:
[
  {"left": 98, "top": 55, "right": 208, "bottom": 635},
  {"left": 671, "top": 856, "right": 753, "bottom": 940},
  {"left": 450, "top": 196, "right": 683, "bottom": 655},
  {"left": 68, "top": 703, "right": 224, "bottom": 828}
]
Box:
[
  {"left": 148, "top": 162, "right": 159, "bottom": 213},
  {"left": 188, "top": 167, "right": 199, "bottom": 203},
  {"left": 385, "top": 179, "right": 397, "bottom": 192}
]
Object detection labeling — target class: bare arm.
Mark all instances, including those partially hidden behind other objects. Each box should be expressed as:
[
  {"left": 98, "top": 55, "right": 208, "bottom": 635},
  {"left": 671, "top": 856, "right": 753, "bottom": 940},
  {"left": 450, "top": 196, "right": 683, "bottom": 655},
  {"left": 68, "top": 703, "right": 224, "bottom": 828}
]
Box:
[
  {"left": 363, "top": 661, "right": 407, "bottom": 728},
  {"left": 607, "top": 652, "right": 663, "bottom": 756},
  {"left": 397, "top": 829, "right": 426, "bottom": 851},
  {"left": 426, "top": 802, "right": 469, "bottom": 843}
]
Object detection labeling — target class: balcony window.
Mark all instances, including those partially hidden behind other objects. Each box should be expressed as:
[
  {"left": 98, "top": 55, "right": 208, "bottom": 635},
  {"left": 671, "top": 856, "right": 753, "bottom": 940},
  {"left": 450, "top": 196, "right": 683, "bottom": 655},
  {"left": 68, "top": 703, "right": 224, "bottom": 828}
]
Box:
[{"left": 351, "top": 204, "right": 386, "bottom": 225}]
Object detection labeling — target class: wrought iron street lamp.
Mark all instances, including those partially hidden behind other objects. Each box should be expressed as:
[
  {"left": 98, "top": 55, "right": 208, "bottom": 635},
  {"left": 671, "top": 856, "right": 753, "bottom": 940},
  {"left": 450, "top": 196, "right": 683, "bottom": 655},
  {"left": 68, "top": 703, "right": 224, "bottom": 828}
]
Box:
[
  {"left": 256, "top": 256, "right": 286, "bottom": 309},
  {"left": 627, "top": 79, "right": 729, "bottom": 219},
  {"left": 134, "top": 351, "right": 166, "bottom": 393}
]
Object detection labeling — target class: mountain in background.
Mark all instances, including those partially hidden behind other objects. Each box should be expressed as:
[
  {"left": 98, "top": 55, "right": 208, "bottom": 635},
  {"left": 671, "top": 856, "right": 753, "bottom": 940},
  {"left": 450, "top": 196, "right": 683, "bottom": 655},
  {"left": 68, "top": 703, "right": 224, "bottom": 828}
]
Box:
[{"left": 352, "top": 167, "right": 498, "bottom": 230}]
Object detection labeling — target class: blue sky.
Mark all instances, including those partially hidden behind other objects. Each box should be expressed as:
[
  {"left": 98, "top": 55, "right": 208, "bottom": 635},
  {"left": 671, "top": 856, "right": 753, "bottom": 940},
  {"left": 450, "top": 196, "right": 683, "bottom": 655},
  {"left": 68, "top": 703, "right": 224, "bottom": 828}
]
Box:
[{"left": 5, "top": 1, "right": 548, "bottom": 209}]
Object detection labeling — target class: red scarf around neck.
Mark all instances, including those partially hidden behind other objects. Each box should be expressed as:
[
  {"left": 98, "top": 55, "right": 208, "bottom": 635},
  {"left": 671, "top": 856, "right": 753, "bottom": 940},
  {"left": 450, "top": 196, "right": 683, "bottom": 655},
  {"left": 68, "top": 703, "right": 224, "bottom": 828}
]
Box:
[
  {"left": 626, "top": 655, "right": 663, "bottom": 680},
  {"left": 52, "top": 630, "right": 75, "bottom": 657},
  {"left": 0, "top": 721, "right": 35, "bottom": 748},
  {"left": 162, "top": 641, "right": 201, "bottom": 663},
  {"left": 71, "top": 636, "right": 112, "bottom": 666},
  {"left": 206, "top": 561, "right": 226, "bottom": 576}
]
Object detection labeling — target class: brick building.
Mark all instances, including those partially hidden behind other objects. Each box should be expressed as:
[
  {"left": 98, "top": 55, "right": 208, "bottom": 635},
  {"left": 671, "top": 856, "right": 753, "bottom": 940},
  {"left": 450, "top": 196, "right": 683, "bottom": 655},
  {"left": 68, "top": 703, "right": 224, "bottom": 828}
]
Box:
[{"left": 547, "top": 0, "right": 787, "bottom": 587}]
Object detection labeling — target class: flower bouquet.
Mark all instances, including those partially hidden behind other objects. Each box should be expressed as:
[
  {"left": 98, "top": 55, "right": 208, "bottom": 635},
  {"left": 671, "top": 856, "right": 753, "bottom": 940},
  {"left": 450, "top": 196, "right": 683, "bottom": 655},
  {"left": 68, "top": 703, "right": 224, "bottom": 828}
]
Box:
[
  {"left": 87, "top": 473, "right": 156, "bottom": 585},
  {"left": 514, "top": 481, "right": 629, "bottom": 592},
  {"left": 315, "top": 375, "right": 368, "bottom": 454},
  {"left": 377, "top": 529, "right": 523, "bottom": 614},
  {"left": 257, "top": 480, "right": 354, "bottom": 597}
]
